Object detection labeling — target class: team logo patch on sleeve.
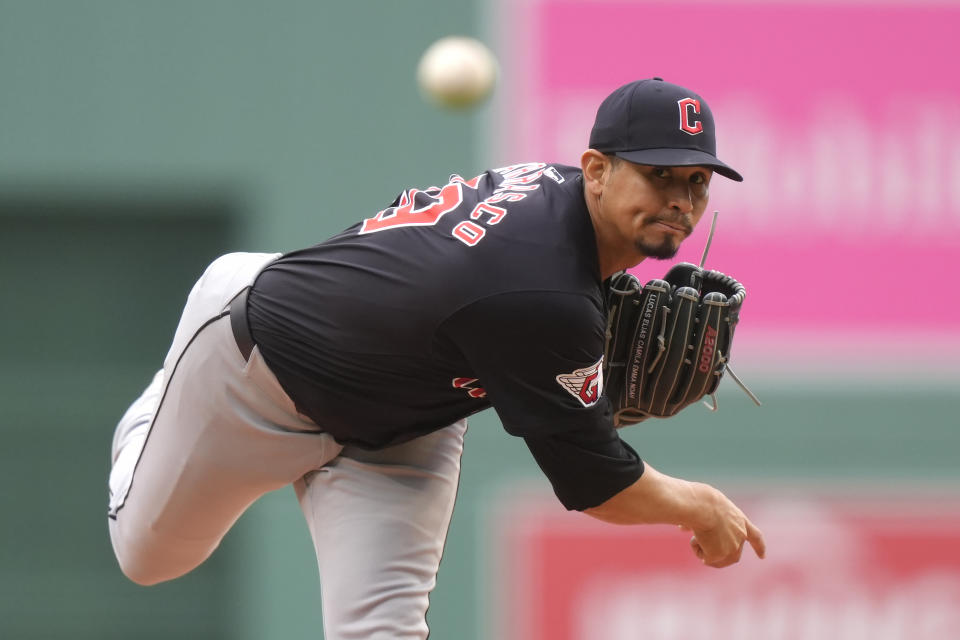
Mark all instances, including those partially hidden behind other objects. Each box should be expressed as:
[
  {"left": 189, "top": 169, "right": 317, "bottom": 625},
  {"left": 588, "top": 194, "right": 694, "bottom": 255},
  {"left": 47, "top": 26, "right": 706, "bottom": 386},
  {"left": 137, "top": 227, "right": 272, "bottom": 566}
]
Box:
[{"left": 555, "top": 357, "right": 604, "bottom": 407}]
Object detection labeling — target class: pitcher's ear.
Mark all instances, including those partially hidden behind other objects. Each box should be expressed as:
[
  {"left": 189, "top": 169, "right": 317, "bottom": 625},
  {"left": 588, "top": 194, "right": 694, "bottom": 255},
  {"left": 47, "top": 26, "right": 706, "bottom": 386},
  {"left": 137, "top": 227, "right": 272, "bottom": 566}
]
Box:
[{"left": 581, "top": 149, "right": 612, "bottom": 195}]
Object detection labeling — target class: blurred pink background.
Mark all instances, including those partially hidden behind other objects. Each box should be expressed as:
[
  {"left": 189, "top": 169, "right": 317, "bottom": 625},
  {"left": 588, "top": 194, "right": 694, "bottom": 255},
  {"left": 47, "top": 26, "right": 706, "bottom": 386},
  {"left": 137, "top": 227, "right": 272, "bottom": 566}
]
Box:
[
  {"left": 492, "top": 491, "right": 960, "bottom": 640},
  {"left": 492, "top": 0, "right": 960, "bottom": 369}
]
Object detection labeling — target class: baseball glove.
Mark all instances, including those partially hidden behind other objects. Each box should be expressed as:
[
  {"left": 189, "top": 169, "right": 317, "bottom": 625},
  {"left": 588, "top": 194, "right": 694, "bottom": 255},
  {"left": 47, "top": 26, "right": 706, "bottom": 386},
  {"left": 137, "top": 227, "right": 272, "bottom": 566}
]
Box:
[{"left": 602, "top": 263, "right": 747, "bottom": 427}]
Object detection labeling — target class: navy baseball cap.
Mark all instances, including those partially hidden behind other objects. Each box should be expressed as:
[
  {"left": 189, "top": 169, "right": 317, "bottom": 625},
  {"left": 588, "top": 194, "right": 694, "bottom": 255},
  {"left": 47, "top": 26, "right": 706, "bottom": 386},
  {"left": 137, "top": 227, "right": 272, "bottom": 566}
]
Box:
[{"left": 589, "top": 78, "right": 743, "bottom": 182}]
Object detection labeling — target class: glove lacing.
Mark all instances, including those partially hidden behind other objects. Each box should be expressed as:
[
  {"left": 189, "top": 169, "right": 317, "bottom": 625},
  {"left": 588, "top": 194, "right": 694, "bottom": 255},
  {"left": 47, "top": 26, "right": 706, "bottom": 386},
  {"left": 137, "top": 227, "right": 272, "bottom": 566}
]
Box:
[{"left": 702, "top": 350, "right": 763, "bottom": 411}]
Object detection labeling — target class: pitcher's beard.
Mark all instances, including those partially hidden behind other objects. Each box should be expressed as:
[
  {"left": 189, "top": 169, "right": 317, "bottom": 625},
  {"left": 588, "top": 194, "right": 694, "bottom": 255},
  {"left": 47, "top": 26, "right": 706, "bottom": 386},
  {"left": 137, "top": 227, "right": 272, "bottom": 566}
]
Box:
[
  {"left": 636, "top": 215, "right": 692, "bottom": 260},
  {"left": 635, "top": 237, "right": 681, "bottom": 260}
]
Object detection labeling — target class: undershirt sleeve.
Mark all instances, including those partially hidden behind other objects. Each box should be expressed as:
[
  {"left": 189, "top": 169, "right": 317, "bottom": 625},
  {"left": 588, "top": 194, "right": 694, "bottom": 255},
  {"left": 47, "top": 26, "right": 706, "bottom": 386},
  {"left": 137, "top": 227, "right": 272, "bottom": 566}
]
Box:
[{"left": 440, "top": 290, "right": 644, "bottom": 510}]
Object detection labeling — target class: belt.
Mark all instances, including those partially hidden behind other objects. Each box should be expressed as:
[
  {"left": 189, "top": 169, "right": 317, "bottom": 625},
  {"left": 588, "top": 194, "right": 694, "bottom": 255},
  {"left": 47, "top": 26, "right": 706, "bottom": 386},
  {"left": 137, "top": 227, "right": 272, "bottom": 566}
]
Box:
[{"left": 229, "top": 287, "right": 255, "bottom": 361}]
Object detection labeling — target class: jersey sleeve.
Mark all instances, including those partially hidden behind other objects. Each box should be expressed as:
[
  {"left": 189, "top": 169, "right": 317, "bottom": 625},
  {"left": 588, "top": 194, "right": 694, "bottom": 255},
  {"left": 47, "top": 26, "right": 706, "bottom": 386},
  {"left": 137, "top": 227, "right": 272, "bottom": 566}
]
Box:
[
  {"left": 523, "top": 427, "right": 644, "bottom": 510},
  {"left": 439, "top": 290, "right": 643, "bottom": 509}
]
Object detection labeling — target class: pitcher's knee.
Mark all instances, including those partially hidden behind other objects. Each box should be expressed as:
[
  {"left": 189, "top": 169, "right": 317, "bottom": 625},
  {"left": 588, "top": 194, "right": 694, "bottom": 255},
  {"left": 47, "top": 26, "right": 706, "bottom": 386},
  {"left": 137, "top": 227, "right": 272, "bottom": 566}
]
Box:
[
  {"left": 116, "top": 552, "right": 169, "bottom": 587},
  {"left": 111, "top": 536, "right": 171, "bottom": 586},
  {"left": 109, "top": 519, "right": 209, "bottom": 586}
]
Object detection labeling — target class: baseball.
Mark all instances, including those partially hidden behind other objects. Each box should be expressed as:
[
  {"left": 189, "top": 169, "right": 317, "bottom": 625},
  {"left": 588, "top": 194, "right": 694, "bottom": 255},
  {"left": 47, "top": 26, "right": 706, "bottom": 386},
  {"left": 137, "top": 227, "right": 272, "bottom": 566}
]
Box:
[{"left": 417, "top": 36, "right": 498, "bottom": 110}]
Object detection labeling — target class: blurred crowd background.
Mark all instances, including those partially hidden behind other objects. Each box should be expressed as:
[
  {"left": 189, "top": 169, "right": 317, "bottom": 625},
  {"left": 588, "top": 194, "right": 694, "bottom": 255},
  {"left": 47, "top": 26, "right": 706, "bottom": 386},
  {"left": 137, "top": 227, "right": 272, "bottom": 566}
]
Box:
[{"left": 1, "top": 1, "right": 957, "bottom": 639}]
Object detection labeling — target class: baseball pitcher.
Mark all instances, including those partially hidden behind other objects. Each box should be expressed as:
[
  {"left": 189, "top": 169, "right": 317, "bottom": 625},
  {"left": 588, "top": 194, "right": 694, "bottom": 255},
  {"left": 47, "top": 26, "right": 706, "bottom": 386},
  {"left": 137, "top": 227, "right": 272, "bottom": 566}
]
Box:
[{"left": 107, "top": 78, "right": 765, "bottom": 639}]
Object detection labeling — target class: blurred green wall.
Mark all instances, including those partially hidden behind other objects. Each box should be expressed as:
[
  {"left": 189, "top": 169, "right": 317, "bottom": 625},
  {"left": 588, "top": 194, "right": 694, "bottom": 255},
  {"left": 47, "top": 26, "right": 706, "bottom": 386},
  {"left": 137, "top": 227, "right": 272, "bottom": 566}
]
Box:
[
  {"left": 1, "top": 2, "right": 957, "bottom": 640},
  {"left": 0, "top": 1, "right": 483, "bottom": 638}
]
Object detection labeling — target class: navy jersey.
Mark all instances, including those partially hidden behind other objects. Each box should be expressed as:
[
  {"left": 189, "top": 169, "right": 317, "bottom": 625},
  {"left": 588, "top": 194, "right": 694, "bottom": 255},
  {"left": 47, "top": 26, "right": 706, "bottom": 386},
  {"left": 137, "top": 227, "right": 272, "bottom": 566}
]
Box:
[{"left": 247, "top": 162, "right": 642, "bottom": 509}]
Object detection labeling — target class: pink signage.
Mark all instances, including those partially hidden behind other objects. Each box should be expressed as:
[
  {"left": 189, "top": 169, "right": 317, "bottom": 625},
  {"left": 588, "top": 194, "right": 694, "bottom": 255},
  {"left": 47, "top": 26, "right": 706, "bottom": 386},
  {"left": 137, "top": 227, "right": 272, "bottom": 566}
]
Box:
[
  {"left": 492, "top": 1, "right": 960, "bottom": 355},
  {"left": 492, "top": 494, "right": 960, "bottom": 640}
]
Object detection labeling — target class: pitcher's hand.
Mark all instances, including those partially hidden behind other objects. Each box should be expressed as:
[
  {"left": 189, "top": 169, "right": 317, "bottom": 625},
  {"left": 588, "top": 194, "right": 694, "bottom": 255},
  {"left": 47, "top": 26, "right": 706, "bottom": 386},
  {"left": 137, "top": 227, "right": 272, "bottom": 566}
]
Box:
[{"left": 682, "top": 484, "right": 766, "bottom": 568}]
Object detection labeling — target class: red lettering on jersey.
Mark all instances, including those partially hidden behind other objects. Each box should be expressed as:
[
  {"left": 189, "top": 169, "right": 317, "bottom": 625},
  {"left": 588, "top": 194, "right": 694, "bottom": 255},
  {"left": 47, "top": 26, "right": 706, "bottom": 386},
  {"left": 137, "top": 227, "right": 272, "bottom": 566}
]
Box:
[
  {"left": 496, "top": 162, "right": 547, "bottom": 179},
  {"left": 486, "top": 192, "right": 526, "bottom": 204},
  {"left": 356, "top": 164, "right": 555, "bottom": 247},
  {"left": 501, "top": 169, "right": 546, "bottom": 186},
  {"left": 453, "top": 377, "right": 487, "bottom": 398},
  {"left": 678, "top": 98, "right": 703, "bottom": 135},
  {"left": 452, "top": 221, "right": 486, "bottom": 246},
  {"left": 450, "top": 173, "right": 485, "bottom": 189},
  {"left": 359, "top": 182, "right": 463, "bottom": 234},
  {"left": 470, "top": 202, "right": 507, "bottom": 225},
  {"left": 495, "top": 183, "right": 539, "bottom": 193}
]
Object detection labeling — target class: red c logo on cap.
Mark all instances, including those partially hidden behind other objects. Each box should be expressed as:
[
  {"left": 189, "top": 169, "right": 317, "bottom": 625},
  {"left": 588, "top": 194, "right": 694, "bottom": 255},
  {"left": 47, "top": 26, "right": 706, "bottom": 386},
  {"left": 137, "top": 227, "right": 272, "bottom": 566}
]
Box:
[{"left": 678, "top": 98, "right": 703, "bottom": 135}]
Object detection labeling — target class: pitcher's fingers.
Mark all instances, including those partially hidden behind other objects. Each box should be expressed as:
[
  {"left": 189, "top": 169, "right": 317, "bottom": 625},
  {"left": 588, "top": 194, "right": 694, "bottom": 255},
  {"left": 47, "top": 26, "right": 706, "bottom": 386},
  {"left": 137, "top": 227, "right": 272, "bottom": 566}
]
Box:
[
  {"left": 690, "top": 536, "right": 704, "bottom": 560},
  {"left": 746, "top": 519, "right": 766, "bottom": 559},
  {"left": 706, "top": 554, "right": 739, "bottom": 569}
]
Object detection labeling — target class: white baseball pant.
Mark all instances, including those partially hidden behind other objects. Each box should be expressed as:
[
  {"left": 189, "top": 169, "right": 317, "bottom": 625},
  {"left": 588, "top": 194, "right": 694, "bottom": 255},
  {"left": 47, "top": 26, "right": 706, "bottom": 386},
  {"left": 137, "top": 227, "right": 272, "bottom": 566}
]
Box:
[{"left": 107, "top": 252, "right": 467, "bottom": 640}]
